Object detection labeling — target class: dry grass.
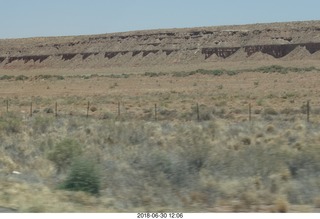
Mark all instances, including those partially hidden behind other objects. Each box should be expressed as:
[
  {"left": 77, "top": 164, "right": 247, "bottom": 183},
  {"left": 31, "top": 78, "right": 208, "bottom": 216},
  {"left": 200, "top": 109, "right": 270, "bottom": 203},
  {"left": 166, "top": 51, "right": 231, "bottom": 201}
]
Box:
[
  {"left": 0, "top": 112, "right": 320, "bottom": 212},
  {"left": 2, "top": 68, "right": 320, "bottom": 124},
  {"left": 272, "top": 196, "right": 289, "bottom": 213},
  {"left": 1, "top": 67, "right": 320, "bottom": 212},
  {"left": 314, "top": 197, "right": 320, "bottom": 209}
]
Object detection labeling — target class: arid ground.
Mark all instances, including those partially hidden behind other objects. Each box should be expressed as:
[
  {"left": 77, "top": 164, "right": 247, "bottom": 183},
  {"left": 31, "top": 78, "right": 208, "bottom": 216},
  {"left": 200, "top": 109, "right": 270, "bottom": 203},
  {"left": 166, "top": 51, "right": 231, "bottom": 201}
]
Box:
[{"left": 1, "top": 21, "right": 320, "bottom": 213}]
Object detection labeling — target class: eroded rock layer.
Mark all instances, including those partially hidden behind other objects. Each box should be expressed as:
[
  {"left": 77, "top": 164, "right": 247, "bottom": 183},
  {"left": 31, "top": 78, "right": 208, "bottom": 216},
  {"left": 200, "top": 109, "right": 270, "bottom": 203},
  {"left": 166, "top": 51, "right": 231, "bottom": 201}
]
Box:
[{"left": 1, "top": 21, "right": 320, "bottom": 70}]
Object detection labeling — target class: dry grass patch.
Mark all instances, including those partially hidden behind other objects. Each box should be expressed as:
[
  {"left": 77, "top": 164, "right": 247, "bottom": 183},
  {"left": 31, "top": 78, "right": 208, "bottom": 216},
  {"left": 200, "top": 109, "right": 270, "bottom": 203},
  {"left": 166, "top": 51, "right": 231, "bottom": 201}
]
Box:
[
  {"left": 0, "top": 114, "right": 320, "bottom": 212},
  {"left": 314, "top": 197, "right": 320, "bottom": 208},
  {"left": 272, "top": 196, "right": 289, "bottom": 213}
]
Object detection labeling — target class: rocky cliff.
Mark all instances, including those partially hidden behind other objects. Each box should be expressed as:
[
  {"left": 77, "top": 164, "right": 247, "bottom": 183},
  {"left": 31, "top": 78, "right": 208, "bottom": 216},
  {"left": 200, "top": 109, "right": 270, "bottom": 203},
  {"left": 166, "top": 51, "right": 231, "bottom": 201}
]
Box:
[{"left": 1, "top": 21, "right": 320, "bottom": 71}]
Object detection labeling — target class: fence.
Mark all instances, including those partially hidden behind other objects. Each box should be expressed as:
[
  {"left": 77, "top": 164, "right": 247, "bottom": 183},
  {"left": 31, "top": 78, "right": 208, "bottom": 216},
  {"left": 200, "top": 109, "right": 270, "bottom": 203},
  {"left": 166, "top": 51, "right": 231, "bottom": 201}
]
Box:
[{"left": 2, "top": 98, "right": 320, "bottom": 124}]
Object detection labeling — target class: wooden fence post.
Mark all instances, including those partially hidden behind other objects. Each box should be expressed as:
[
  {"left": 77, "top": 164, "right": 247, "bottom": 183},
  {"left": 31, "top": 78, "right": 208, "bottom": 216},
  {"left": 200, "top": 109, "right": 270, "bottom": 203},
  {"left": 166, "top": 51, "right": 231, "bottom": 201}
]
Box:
[
  {"left": 6, "top": 99, "right": 8, "bottom": 113},
  {"left": 55, "top": 102, "right": 58, "bottom": 118},
  {"left": 30, "top": 102, "right": 33, "bottom": 117},
  {"left": 87, "top": 101, "right": 90, "bottom": 118},
  {"left": 155, "top": 104, "right": 157, "bottom": 121},
  {"left": 249, "top": 103, "right": 252, "bottom": 121},
  {"left": 197, "top": 103, "right": 200, "bottom": 122},
  {"left": 307, "top": 100, "right": 310, "bottom": 122},
  {"left": 118, "top": 101, "right": 120, "bottom": 118}
]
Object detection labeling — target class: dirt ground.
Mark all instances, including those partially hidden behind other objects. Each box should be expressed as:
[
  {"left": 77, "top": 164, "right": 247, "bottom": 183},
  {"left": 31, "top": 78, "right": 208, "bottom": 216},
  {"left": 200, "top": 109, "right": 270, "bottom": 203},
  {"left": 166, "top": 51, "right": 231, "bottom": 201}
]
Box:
[{"left": 0, "top": 67, "right": 319, "bottom": 123}]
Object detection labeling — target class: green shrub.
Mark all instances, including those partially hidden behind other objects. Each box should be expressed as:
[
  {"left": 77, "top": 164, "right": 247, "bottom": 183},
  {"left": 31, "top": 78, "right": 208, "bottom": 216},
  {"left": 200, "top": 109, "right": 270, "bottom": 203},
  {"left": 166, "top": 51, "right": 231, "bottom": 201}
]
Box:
[
  {"left": 144, "top": 72, "right": 166, "bottom": 77},
  {"left": 37, "top": 75, "right": 65, "bottom": 80},
  {"left": 226, "top": 70, "right": 238, "bottom": 76},
  {"left": 60, "top": 156, "right": 101, "bottom": 195},
  {"left": 217, "top": 84, "right": 223, "bottom": 90},
  {"left": 99, "top": 111, "right": 115, "bottom": 120},
  {"left": 56, "top": 75, "right": 65, "bottom": 80},
  {"left": 211, "top": 69, "right": 224, "bottom": 76},
  {"left": 302, "top": 66, "right": 316, "bottom": 72},
  {"left": 263, "top": 107, "right": 278, "bottom": 116},
  {"left": 43, "top": 107, "right": 54, "bottom": 114},
  {"left": 251, "top": 65, "right": 318, "bottom": 74},
  {"left": 32, "top": 116, "right": 54, "bottom": 134},
  {"left": 15, "top": 75, "right": 29, "bottom": 81},
  {"left": 0, "top": 75, "right": 15, "bottom": 80},
  {"left": 0, "top": 112, "right": 21, "bottom": 134},
  {"left": 47, "top": 138, "right": 83, "bottom": 172},
  {"left": 287, "top": 66, "right": 316, "bottom": 73},
  {"left": 38, "top": 74, "right": 52, "bottom": 79},
  {"left": 109, "top": 73, "right": 130, "bottom": 78},
  {"left": 172, "top": 71, "right": 195, "bottom": 77},
  {"left": 255, "top": 65, "right": 288, "bottom": 74}
]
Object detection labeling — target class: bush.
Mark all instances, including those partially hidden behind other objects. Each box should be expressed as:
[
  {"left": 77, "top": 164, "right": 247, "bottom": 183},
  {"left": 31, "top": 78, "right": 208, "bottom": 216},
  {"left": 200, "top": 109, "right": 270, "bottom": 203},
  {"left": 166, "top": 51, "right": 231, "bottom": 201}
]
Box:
[
  {"left": 144, "top": 72, "right": 167, "bottom": 77},
  {"left": 226, "top": 70, "right": 238, "bottom": 76},
  {"left": 43, "top": 107, "right": 54, "bottom": 114},
  {"left": 32, "top": 116, "right": 53, "bottom": 134},
  {"left": 99, "top": 112, "right": 114, "bottom": 120},
  {"left": 263, "top": 107, "right": 278, "bottom": 116},
  {"left": 211, "top": 69, "right": 224, "bottom": 76},
  {"left": 15, "top": 75, "right": 29, "bottom": 81},
  {"left": 60, "top": 156, "right": 101, "bottom": 195},
  {"left": 172, "top": 71, "right": 195, "bottom": 77},
  {"left": 0, "top": 112, "right": 21, "bottom": 134},
  {"left": 47, "top": 138, "right": 83, "bottom": 173},
  {"left": 38, "top": 74, "right": 53, "bottom": 79},
  {"left": 0, "top": 75, "right": 15, "bottom": 80},
  {"left": 255, "top": 65, "right": 288, "bottom": 74},
  {"left": 273, "top": 196, "right": 289, "bottom": 213},
  {"left": 56, "top": 75, "right": 65, "bottom": 80}
]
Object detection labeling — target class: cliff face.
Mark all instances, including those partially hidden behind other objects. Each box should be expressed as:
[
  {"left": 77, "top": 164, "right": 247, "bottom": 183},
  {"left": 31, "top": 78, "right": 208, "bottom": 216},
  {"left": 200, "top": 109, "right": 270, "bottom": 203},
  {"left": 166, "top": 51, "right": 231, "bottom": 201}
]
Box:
[{"left": 1, "top": 21, "right": 320, "bottom": 70}]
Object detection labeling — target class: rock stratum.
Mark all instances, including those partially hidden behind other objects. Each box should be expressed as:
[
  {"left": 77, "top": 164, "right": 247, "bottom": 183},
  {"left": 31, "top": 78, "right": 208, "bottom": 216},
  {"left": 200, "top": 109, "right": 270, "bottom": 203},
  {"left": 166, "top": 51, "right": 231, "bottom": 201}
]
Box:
[{"left": 1, "top": 21, "right": 320, "bottom": 71}]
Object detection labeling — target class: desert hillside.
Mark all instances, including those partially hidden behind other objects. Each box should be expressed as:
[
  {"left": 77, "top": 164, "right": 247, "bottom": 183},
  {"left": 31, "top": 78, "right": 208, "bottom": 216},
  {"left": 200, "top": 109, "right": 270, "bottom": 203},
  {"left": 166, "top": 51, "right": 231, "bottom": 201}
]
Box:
[{"left": 1, "top": 21, "right": 320, "bottom": 74}]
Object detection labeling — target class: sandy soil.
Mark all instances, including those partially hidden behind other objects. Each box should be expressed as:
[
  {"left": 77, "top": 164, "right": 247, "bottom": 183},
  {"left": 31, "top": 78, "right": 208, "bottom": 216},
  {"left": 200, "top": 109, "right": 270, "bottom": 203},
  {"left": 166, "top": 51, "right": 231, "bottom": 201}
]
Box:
[{"left": 0, "top": 70, "right": 319, "bottom": 123}]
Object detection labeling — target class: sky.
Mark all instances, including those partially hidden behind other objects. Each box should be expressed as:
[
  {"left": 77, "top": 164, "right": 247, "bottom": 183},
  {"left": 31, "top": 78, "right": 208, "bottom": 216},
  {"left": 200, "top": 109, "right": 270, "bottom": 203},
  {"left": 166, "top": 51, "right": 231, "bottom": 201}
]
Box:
[{"left": 1, "top": 0, "right": 320, "bottom": 39}]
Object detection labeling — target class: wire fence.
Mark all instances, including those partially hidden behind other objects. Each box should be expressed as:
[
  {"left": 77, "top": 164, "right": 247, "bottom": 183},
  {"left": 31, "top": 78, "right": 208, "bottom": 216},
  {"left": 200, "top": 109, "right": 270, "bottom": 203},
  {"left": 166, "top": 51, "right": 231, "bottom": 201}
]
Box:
[{"left": 2, "top": 98, "right": 320, "bottom": 124}]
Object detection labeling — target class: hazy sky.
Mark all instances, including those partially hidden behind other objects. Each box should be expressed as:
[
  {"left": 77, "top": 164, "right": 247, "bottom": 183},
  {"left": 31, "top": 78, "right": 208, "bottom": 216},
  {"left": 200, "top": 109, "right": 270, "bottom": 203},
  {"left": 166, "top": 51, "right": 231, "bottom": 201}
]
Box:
[{"left": 1, "top": 0, "right": 320, "bottom": 39}]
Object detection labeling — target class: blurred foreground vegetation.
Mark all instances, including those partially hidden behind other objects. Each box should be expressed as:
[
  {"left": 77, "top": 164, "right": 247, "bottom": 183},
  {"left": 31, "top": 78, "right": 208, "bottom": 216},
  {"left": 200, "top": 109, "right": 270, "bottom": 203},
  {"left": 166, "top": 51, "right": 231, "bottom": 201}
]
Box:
[{"left": 0, "top": 112, "right": 320, "bottom": 212}]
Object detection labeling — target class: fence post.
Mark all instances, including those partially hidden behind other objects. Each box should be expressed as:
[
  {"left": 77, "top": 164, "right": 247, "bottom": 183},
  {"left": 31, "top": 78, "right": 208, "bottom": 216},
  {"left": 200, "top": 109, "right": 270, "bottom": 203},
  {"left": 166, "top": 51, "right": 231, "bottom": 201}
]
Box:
[
  {"left": 155, "top": 104, "right": 157, "bottom": 121},
  {"left": 249, "top": 103, "right": 252, "bottom": 122},
  {"left": 118, "top": 101, "right": 121, "bottom": 118},
  {"left": 6, "top": 99, "right": 8, "bottom": 113},
  {"left": 87, "top": 101, "right": 90, "bottom": 118},
  {"left": 307, "top": 100, "right": 310, "bottom": 122},
  {"left": 55, "top": 102, "right": 58, "bottom": 118},
  {"left": 197, "top": 103, "right": 200, "bottom": 122},
  {"left": 30, "top": 102, "right": 33, "bottom": 117}
]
